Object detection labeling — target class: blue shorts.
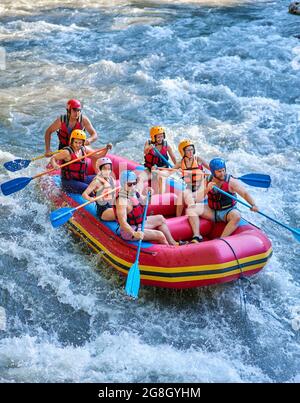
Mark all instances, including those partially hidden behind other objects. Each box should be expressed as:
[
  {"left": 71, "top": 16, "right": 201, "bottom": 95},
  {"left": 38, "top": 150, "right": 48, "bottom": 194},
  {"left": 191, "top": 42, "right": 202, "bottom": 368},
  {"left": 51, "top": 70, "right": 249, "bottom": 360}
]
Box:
[
  {"left": 213, "top": 206, "right": 239, "bottom": 223},
  {"left": 61, "top": 175, "right": 95, "bottom": 194}
]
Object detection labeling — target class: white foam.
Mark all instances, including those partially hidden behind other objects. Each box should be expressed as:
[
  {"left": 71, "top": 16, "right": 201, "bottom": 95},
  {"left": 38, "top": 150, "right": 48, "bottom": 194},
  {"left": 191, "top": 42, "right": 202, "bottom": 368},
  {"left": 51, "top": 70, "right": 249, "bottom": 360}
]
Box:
[{"left": 0, "top": 331, "right": 271, "bottom": 382}]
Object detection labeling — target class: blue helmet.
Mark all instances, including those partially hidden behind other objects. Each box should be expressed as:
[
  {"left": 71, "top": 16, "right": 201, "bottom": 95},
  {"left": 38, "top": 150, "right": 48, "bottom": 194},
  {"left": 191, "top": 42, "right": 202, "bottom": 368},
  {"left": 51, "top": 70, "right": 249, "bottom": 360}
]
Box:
[
  {"left": 209, "top": 158, "right": 226, "bottom": 176},
  {"left": 120, "top": 170, "right": 137, "bottom": 187}
]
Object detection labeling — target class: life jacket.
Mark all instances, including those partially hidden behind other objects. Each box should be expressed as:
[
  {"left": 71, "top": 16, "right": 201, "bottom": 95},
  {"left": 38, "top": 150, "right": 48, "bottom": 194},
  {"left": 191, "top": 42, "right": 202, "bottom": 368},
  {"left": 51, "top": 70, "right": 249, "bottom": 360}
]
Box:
[
  {"left": 144, "top": 140, "right": 169, "bottom": 170},
  {"left": 57, "top": 114, "right": 85, "bottom": 149},
  {"left": 61, "top": 146, "right": 87, "bottom": 181},
  {"left": 207, "top": 174, "right": 237, "bottom": 211},
  {"left": 114, "top": 191, "right": 144, "bottom": 227},
  {"left": 181, "top": 156, "right": 204, "bottom": 191},
  {"left": 95, "top": 176, "right": 115, "bottom": 204}
]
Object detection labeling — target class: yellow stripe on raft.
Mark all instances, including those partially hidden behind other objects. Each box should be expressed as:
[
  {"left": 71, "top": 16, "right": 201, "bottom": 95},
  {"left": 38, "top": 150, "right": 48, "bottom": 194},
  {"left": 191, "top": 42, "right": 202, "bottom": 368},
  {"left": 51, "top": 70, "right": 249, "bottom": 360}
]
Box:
[{"left": 68, "top": 219, "right": 272, "bottom": 282}]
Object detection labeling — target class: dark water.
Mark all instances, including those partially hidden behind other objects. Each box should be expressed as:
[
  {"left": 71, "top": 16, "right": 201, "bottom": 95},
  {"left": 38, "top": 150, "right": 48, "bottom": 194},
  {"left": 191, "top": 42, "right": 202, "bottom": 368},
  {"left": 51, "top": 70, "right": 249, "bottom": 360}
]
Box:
[{"left": 0, "top": 0, "right": 299, "bottom": 382}]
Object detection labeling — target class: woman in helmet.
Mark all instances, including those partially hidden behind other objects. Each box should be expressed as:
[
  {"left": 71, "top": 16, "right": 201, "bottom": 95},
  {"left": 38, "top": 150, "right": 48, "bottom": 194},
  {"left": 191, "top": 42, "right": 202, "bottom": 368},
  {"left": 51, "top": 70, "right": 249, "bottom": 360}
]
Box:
[
  {"left": 187, "top": 158, "right": 259, "bottom": 242},
  {"left": 144, "top": 126, "right": 176, "bottom": 170},
  {"left": 173, "top": 139, "right": 209, "bottom": 217},
  {"left": 49, "top": 129, "right": 112, "bottom": 194},
  {"left": 114, "top": 170, "right": 186, "bottom": 245},
  {"left": 143, "top": 126, "right": 177, "bottom": 193},
  {"left": 44, "top": 99, "right": 98, "bottom": 157},
  {"left": 82, "top": 157, "right": 117, "bottom": 221}
]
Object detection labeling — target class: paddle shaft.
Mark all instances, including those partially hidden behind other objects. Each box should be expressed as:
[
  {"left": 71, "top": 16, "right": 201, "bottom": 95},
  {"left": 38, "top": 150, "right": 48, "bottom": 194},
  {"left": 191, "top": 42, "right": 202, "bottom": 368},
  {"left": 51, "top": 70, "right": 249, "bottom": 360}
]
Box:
[
  {"left": 32, "top": 148, "right": 106, "bottom": 180},
  {"left": 74, "top": 186, "right": 121, "bottom": 213},
  {"left": 213, "top": 186, "right": 295, "bottom": 233},
  {"left": 153, "top": 147, "right": 173, "bottom": 168},
  {"left": 31, "top": 151, "right": 59, "bottom": 162},
  {"left": 133, "top": 192, "right": 151, "bottom": 262}
]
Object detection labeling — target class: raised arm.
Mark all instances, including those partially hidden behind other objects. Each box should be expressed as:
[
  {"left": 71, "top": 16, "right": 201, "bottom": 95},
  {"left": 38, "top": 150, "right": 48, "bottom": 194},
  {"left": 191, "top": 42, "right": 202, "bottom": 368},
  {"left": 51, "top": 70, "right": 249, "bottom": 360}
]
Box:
[
  {"left": 44, "top": 117, "right": 61, "bottom": 157},
  {"left": 167, "top": 145, "right": 177, "bottom": 165},
  {"left": 144, "top": 140, "right": 153, "bottom": 155},
  {"left": 82, "top": 116, "right": 98, "bottom": 145}
]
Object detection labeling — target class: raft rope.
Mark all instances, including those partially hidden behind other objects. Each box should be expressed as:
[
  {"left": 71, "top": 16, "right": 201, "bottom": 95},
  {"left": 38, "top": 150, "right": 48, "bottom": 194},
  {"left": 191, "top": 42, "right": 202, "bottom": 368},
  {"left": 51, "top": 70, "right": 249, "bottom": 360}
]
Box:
[{"left": 219, "top": 238, "right": 250, "bottom": 320}]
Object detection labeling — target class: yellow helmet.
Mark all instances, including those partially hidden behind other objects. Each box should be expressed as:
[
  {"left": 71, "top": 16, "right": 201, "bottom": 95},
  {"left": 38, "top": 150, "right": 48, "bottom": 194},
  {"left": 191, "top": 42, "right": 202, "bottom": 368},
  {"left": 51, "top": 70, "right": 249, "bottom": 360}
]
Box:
[
  {"left": 150, "top": 126, "right": 165, "bottom": 143},
  {"left": 178, "top": 139, "right": 195, "bottom": 157},
  {"left": 69, "top": 129, "right": 86, "bottom": 145}
]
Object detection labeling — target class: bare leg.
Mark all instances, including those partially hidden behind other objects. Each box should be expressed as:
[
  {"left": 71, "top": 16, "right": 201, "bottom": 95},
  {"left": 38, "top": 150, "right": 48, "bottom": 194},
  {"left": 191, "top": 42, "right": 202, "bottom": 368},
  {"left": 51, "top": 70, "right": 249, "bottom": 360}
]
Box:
[
  {"left": 176, "top": 191, "right": 185, "bottom": 217},
  {"left": 145, "top": 215, "right": 177, "bottom": 245},
  {"left": 186, "top": 204, "right": 214, "bottom": 238},
  {"left": 143, "top": 228, "right": 168, "bottom": 244},
  {"left": 221, "top": 210, "right": 241, "bottom": 237},
  {"left": 100, "top": 208, "right": 116, "bottom": 221}
]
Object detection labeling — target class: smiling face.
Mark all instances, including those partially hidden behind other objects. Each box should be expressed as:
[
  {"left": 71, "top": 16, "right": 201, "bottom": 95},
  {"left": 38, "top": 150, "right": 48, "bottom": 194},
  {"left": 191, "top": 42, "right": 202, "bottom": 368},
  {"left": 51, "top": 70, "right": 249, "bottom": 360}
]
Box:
[
  {"left": 155, "top": 133, "right": 164, "bottom": 144},
  {"left": 71, "top": 138, "right": 84, "bottom": 150}
]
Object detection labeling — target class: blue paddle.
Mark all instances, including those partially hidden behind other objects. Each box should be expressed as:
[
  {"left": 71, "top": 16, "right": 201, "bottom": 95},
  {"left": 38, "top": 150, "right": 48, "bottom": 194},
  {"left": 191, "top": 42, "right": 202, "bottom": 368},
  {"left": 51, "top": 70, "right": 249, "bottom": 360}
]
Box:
[
  {"left": 125, "top": 191, "right": 151, "bottom": 298},
  {"left": 4, "top": 151, "right": 59, "bottom": 172},
  {"left": 50, "top": 186, "right": 120, "bottom": 228},
  {"left": 233, "top": 173, "right": 271, "bottom": 189},
  {"left": 153, "top": 147, "right": 173, "bottom": 168},
  {"left": 166, "top": 172, "right": 271, "bottom": 191},
  {"left": 1, "top": 149, "right": 102, "bottom": 196},
  {"left": 213, "top": 186, "right": 300, "bottom": 243}
]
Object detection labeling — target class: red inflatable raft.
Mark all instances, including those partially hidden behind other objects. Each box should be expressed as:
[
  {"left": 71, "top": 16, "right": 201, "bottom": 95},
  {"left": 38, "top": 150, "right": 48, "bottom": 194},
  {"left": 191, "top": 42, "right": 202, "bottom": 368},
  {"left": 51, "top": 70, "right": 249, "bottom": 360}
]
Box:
[{"left": 39, "top": 153, "right": 272, "bottom": 289}]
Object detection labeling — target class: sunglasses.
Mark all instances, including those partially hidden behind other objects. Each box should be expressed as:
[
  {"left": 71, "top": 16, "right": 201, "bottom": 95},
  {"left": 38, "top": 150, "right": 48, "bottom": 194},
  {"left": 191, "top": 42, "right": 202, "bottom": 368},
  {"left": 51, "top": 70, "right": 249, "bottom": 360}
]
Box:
[
  {"left": 127, "top": 182, "right": 137, "bottom": 187},
  {"left": 185, "top": 147, "right": 194, "bottom": 152},
  {"left": 72, "top": 108, "right": 81, "bottom": 112}
]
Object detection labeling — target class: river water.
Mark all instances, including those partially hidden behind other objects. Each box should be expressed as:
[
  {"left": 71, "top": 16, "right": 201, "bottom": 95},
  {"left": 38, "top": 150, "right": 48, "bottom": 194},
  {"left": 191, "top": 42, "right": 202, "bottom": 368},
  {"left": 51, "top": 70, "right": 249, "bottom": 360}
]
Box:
[{"left": 0, "top": 0, "right": 299, "bottom": 382}]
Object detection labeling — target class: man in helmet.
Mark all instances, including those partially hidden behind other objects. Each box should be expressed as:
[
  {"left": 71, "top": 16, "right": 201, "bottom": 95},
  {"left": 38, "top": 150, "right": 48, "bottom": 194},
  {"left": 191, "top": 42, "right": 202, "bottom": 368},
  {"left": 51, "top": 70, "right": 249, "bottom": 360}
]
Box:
[
  {"left": 187, "top": 158, "right": 259, "bottom": 242},
  {"left": 171, "top": 139, "right": 210, "bottom": 217},
  {"left": 82, "top": 157, "right": 117, "bottom": 221},
  {"left": 114, "top": 170, "right": 186, "bottom": 245},
  {"left": 49, "top": 129, "right": 112, "bottom": 194},
  {"left": 44, "top": 99, "right": 98, "bottom": 156}
]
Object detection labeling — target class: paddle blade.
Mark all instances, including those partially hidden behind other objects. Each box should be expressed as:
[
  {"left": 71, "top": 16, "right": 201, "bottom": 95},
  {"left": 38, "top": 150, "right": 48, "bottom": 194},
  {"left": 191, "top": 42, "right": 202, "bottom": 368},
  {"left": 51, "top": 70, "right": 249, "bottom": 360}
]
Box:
[
  {"left": 166, "top": 177, "right": 186, "bottom": 191},
  {"left": 239, "top": 173, "right": 271, "bottom": 188},
  {"left": 1, "top": 177, "right": 32, "bottom": 196},
  {"left": 50, "top": 207, "right": 74, "bottom": 228},
  {"left": 292, "top": 228, "right": 300, "bottom": 243},
  {"left": 4, "top": 159, "right": 31, "bottom": 172},
  {"left": 125, "top": 261, "right": 140, "bottom": 298},
  {"left": 135, "top": 165, "right": 146, "bottom": 171}
]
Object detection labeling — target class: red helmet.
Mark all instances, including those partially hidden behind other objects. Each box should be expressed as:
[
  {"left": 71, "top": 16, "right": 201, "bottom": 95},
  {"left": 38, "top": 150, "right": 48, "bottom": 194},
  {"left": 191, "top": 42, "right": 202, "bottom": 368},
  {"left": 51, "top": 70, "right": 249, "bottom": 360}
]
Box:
[{"left": 66, "top": 99, "right": 81, "bottom": 111}]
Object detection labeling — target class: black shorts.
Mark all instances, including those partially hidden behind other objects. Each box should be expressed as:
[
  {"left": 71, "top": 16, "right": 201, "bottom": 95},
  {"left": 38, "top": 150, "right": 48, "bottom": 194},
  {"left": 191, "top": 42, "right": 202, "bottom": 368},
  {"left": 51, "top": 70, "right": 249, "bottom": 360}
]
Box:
[{"left": 96, "top": 202, "right": 112, "bottom": 220}]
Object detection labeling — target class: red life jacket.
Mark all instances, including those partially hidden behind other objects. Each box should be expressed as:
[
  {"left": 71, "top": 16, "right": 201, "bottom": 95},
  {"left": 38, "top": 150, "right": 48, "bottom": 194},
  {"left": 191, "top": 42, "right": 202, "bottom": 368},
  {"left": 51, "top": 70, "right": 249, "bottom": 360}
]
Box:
[
  {"left": 181, "top": 156, "right": 204, "bottom": 191},
  {"left": 207, "top": 174, "right": 237, "bottom": 210},
  {"left": 144, "top": 140, "right": 169, "bottom": 170},
  {"left": 114, "top": 191, "right": 144, "bottom": 227},
  {"left": 57, "top": 114, "right": 85, "bottom": 148},
  {"left": 61, "top": 146, "right": 87, "bottom": 181}
]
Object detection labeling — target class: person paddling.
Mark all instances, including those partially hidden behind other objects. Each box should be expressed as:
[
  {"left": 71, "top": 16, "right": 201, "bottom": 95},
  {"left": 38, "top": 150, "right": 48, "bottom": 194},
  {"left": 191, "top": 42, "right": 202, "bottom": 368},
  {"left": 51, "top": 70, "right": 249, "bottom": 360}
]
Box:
[
  {"left": 114, "top": 170, "right": 186, "bottom": 245},
  {"left": 44, "top": 99, "right": 98, "bottom": 156},
  {"left": 49, "top": 129, "right": 111, "bottom": 194},
  {"left": 82, "top": 157, "right": 117, "bottom": 221},
  {"left": 187, "top": 158, "right": 259, "bottom": 242}
]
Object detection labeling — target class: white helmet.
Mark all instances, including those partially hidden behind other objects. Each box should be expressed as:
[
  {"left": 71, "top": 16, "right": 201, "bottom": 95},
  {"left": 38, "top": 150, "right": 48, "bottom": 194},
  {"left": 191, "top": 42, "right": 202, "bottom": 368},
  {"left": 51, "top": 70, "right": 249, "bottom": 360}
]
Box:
[{"left": 97, "top": 157, "right": 112, "bottom": 170}]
